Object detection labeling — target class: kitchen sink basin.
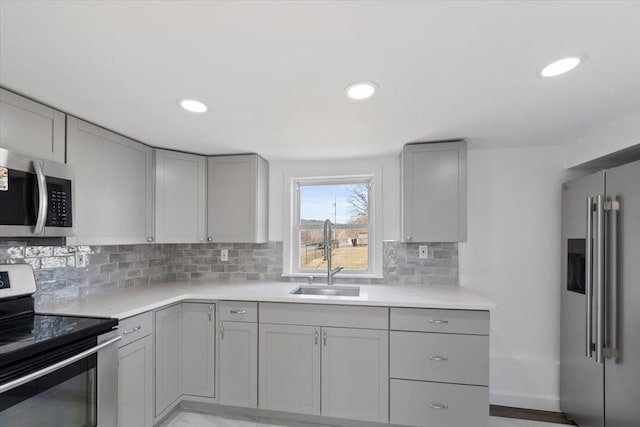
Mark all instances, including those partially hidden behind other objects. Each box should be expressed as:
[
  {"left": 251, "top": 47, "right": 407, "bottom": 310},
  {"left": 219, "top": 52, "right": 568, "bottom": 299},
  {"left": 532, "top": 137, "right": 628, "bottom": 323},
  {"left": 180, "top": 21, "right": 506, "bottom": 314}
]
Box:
[{"left": 291, "top": 286, "right": 360, "bottom": 297}]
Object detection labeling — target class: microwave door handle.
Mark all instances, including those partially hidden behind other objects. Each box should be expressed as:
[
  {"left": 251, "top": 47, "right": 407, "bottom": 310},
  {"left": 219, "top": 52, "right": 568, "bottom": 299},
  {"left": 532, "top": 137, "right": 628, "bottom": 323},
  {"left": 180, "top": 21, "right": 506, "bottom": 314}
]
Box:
[
  {"left": 33, "top": 160, "right": 48, "bottom": 235},
  {"left": 586, "top": 196, "right": 594, "bottom": 358}
]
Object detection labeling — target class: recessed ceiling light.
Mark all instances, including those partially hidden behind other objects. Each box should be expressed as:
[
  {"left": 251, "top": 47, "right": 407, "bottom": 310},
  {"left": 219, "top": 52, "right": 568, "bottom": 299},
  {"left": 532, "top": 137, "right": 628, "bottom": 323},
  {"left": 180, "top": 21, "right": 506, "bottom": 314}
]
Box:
[
  {"left": 345, "top": 81, "right": 378, "bottom": 100},
  {"left": 179, "top": 99, "right": 208, "bottom": 113},
  {"left": 540, "top": 56, "right": 583, "bottom": 77}
]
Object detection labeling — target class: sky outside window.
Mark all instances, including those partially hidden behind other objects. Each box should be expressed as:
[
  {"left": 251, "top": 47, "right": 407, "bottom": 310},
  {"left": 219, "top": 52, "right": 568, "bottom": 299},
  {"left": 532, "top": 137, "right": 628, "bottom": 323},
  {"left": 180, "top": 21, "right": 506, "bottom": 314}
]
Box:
[{"left": 300, "top": 183, "right": 368, "bottom": 225}]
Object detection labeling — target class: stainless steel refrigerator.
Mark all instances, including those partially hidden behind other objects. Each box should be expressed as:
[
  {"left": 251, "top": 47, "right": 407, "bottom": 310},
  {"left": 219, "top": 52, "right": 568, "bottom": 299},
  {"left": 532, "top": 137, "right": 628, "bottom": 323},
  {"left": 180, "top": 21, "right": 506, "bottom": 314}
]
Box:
[{"left": 560, "top": 159, "right": 640, "bottom": 427}]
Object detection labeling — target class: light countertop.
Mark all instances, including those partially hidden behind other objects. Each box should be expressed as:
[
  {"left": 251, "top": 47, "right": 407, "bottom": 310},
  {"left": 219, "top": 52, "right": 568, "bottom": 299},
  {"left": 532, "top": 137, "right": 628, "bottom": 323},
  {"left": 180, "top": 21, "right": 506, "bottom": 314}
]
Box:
[{"left": 36, "top": 280, "right": 496, "bottom": 320}]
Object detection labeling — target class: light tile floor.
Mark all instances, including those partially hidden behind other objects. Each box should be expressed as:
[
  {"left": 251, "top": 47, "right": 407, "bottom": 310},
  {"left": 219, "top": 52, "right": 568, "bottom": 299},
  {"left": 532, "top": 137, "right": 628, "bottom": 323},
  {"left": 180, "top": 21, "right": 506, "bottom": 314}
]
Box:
[{"left": 160, "top": 411, "right": 562, "bottom": 427}]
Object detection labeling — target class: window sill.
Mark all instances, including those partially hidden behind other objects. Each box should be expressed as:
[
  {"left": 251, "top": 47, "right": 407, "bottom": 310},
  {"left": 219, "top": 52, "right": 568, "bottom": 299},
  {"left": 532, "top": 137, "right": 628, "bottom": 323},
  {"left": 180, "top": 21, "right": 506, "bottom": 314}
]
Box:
[{"left": 282, "top": 273, "right": 384, "bottom": 280}]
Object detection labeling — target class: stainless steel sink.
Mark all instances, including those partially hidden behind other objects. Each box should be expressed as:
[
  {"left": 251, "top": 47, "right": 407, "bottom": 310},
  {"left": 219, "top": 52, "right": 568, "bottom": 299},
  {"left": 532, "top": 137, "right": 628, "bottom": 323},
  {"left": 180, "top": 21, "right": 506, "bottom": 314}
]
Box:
[{"left": 291, "top": 286, "right": 360, "bottom": 297}]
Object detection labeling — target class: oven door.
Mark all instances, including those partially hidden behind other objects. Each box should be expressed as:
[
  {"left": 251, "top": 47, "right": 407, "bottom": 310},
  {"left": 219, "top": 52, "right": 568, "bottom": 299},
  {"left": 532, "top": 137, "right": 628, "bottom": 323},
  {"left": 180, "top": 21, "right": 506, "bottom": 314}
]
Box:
[
  {"left": 0, "top": 148, "right": 74, "bottom": 237},
  {"left": 0, "top": 332, "right": 120, "bottom": 427}
]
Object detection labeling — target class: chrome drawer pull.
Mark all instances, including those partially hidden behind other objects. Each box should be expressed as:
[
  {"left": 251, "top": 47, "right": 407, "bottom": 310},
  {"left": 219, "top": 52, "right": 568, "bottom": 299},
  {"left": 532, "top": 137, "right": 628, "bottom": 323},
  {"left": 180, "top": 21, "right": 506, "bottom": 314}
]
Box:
[
  {"left": 230, "top": 310, "right": 247, "bottom": 314},
  {"left": 428, "top": 319, "right": 449, "bottom": 324},
  {"left": 122, "top": 326, "right": 142, "bottom": 335},
  {"left": 428, "top": 403, "right": 448, "bottom": 410},
  {"left": 428, "top": 355, "right": 449, "bottom": 361}
]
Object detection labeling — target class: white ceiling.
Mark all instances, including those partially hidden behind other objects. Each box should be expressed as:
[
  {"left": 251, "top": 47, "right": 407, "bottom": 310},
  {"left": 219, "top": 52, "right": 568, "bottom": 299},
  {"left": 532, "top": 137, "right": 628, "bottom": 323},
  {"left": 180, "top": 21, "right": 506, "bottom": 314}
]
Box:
[{"left": 1, "top": 1, "right": 639, "bottom": 160}]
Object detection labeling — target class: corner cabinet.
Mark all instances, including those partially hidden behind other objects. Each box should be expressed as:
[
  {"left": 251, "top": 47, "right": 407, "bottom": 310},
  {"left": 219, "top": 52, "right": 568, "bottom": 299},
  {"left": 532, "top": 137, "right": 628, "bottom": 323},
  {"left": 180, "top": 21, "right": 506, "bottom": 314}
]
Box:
[
  {"left": 66, "top": 117, "right": 154, "bottom": 245},
  {"left": 0, "top": 88, "right": 66, "bottom": 162},
  {"left": 207, "top": 154, "right": 268, "bottom": 243},
  {"left": 401, "top": 141, "right": 467, "bottom": 242},
  {"left": 155, "top": 150, "right": 207, "bottom": 243},
  {"left": 182, "top": 303, "right": 216, "bottom": 398}
]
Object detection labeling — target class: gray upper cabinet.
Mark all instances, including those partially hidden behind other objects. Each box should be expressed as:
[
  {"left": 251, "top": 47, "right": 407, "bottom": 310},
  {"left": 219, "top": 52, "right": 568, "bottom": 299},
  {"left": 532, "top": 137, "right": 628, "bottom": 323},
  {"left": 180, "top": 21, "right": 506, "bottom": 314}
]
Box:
[
  {"left": 154, "top": 304, "right": 183, "bottom": 417},
  {"left": 401, "top": 141, "right": 467, "bottom": 242},
  {"left": 155, "top": 149, "right": 207, "bottom": 243},
  {"left": 207, "top": 154, "right": 268, "bottom": 243},
  {"left": 182, "top": 303, "right": 216, "bottom": 398},
  {"left": 66, "top": 117, "right": 154, "bottom": 245},
  {"left": 0, "top": 88, "right": 65, "bottom": 162}
]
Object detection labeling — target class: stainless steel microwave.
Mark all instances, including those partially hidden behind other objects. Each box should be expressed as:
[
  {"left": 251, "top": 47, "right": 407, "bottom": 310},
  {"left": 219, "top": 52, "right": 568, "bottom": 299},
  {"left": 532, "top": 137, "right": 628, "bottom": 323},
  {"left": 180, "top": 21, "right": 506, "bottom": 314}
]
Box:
[{"left": 0, "top": 148, "right": 75, "bottom": 237}]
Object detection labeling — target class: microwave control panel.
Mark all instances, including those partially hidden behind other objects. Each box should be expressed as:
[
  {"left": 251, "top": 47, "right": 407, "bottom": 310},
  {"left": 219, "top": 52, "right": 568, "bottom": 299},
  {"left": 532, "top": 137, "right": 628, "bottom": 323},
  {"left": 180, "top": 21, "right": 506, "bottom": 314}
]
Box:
[{"left": 45, "top": 176, "right": 73, "bottom": 227}]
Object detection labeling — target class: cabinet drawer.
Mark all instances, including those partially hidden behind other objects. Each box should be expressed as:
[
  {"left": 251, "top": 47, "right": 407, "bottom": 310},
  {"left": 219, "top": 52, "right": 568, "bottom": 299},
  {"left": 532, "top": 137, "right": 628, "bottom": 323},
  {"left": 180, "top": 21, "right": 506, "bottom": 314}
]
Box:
[
  {"left": 219, "top": 301, "right": 258, "bottom": 322},
  {"left": 390, "top": 379, "right": 488, "bottom": 427},
  {"left": 390, "top": 308, "right": 489, "bottom": 335},
  {"left": 259, "top": 303, "right": 388, "bottom": 329},
  {"left": 117, "top": 312, "right": 152, "bottom": 347},
  {"left": 390, "top": 331, "right": 489, "bottom": 386}
]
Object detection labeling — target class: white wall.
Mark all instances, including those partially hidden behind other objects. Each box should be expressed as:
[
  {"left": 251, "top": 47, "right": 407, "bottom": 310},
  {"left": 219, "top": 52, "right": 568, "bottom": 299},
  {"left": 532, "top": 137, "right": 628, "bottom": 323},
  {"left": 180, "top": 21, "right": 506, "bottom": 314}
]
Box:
[
  {"left": 459, "top": 145, "right": 581, "bottom": 411},
  {"left": 564, "top": 109, "right": 640, "bottom": 168}
]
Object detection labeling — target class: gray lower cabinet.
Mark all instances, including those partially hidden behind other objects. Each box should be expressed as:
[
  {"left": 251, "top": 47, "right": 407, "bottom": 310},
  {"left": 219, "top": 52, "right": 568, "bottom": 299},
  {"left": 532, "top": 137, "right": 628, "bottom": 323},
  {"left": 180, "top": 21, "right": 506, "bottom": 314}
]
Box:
[
  {"left": 155, "top": 304, "right": 183, "bottom": 417},
  {"left": 118, "top": 335, "right": 153, "bottom": 427},
  {"left": 321, "top": 327, "right": 389, "bottom": 422},
  {"left": 259, "top": 324, "right": 321, "bottom": 415},
  {"left": 401, "top": 140, "right": 467, "bottom": 242},
  {"left": 218, "top": 321, "right": 258, "bottom": 407},
  {"left": 390, "top": 379, "right": 488, "bottom": 427},
  {"left": 0, "top": 88, "right": 65, "bottom": 162},
  {"left": 66, "top": 116, "right": 154, "bottom": 245},
  {"left": 182, "top": 303, "right": 216, "bottom": 397}
]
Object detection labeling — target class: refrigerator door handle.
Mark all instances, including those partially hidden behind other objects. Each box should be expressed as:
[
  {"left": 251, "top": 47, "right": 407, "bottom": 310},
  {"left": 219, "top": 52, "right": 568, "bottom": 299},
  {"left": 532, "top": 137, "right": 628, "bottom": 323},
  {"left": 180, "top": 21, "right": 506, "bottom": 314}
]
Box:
[
  {"left": 604, "top": 198, "right": 621, "bottom": 360},
  {"left": 586, "top": 196, "right": 594, "bottom": 359},
  {"left": 595, "top": 195, "right": 605, "bottom": 364}
]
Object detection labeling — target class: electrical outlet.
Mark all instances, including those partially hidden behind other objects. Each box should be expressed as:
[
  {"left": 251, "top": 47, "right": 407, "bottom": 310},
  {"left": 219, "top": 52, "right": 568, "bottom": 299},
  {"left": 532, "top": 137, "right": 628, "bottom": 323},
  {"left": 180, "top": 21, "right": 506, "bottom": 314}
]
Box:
[
  {"left": 419, "top": 245, "right": 429, "bottom": 259},
  {"left": 75, "top": 252, "right": 88, "bottom": 268},
  {"left": 221, "top": 249, "right": 229, "bottom": 262}
]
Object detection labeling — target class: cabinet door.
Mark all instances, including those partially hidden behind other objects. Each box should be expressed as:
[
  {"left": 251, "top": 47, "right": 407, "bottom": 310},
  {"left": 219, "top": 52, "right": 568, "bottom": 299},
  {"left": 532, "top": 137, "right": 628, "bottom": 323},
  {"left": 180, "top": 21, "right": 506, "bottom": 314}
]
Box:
[
  {"left": 118, "top": 336, "right": 153, "bottom": 427},
  {"left": 155, "top": 304, "right": 182, "bottom": 416},
  {"left": 182, "top": 303, "right": 215, "bottom": 397},
  {"left": 402, "top": 141, "right": 467, "bottom": 242},
  {"left": 218, "top": 321, "right": 257, "bottom": 408},
  {"left": 66, "top": 116, "right": 154, "bottom": 245},
  {"left": 0, "top": 88, "right": 65, "bottom": 162},
  {"left": 259, "top": 324, "right": 320, "bottom": 415},
  {"left": 321, "top": 327, "right": 389, "bottom": 422},
  {"left": 155, "top": 149, "right": 207, "bottom": 243},
  {"left": 207, "top": 154, "right": 268, "bottom": 243}
]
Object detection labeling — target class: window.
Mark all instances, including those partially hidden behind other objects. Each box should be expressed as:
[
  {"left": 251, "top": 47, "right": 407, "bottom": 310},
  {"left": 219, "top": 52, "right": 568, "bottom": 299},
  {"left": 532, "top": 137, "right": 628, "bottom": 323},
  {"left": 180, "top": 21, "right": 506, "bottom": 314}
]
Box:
[{"left": 290, "top": 176, "right": 376, "bottom": 276}]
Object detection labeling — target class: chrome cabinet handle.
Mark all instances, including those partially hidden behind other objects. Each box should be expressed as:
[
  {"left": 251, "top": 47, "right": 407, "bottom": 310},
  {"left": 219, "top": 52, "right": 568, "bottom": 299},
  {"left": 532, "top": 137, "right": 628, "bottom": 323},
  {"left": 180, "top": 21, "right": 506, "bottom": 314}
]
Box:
[
  {"left": 208, "top": 305, "right": 214, "bottom": 321},
  {"left": 428, "top": 355, "right": 449, "bottom": 361},
  {"left": 230, "top": 310, "right": 246, "bottom": 314},
  {"left": 407, "top": 235, "right": 412, "bottom": 241},
  {"left": 220, "top": 322, "right": 224, "bottom": 339},
  {"left": 0, "top": 336, "right": 121, "bottom": 394},
  {"left": 33, "top": 160, "right": 48, "bottom": 235},
  {"left": 207, "top": 237, "right": 212, "bottom": 242},
  {"left": 314, "top": 328, "right": 319, "bottom": 345},
  {"left": 322, "top": 328, "right": 327, "bottom": 346},
  {"left": 428, "top": 403, "right": 448, "bottom": 410},
  {"left": 428, "top": 319, "right": 449, "bottom": 325},
  {"left": 146, "top": 237, "right": 154, "bottom": 243},
  {"left": 585, "top": 196, "right": 594, "bottom": 358},
  {"left": 122, "top": 325, "right": 142, "bottom": 335}
]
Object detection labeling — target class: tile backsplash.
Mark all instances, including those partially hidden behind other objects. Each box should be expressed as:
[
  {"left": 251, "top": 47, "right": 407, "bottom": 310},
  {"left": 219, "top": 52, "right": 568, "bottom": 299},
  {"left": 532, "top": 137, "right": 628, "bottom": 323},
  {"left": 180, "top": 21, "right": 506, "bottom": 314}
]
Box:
[{"left": 0, "top": 240, "right": 458, "bottom": 305}]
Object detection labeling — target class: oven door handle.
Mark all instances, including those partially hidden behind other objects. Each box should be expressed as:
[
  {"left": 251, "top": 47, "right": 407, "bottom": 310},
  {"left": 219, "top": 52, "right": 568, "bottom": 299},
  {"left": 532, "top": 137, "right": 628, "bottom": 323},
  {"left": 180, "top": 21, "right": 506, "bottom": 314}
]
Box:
[
  {"left": 0, "top": 335, "right": 121, "bottom": 394},
  {"left": 33, "top": 159, "right": 48, "bottom": 235}
]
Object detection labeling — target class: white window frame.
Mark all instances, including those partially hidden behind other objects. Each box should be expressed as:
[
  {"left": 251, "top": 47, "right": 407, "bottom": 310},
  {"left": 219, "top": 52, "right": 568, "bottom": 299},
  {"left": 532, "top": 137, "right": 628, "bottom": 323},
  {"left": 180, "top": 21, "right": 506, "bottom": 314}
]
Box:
[{"left": 282, "top": 167, "right": 383, "bottom": 279}]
